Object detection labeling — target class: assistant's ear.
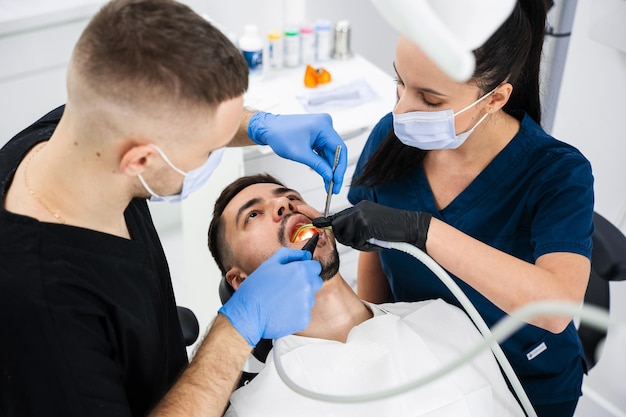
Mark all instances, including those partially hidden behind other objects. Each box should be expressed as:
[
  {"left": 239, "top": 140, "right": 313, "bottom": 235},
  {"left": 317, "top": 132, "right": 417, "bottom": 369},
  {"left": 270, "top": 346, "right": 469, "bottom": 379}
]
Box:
[
  {"left": 484, "top": 82, "right": 513, "bottom": 113},
  {"left": 120, "top": 144, "right": 158, "bottom": 177},
  {"left": 226, "top": 267, "right": 248, "bottom": 291}
]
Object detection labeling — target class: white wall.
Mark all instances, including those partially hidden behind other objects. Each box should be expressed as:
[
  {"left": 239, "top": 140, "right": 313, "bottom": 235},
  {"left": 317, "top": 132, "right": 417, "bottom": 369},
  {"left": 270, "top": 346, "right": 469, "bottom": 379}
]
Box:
[
  {"left": 306, "top": 0, "right": 398, "bottom": 75},
  {"left": 551, "top": 0, "right": 626, "bottom": 231},
  {"left": 205, "top": 0, "right": 399, "bottom": 76}
]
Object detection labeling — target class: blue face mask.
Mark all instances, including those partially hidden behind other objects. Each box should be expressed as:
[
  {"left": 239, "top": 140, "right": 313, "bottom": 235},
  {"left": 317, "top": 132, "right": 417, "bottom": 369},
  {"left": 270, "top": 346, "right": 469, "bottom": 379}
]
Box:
[
  {"left": 392, "top": 87, "right": 496, "bottom": 150},
  {"left": 138, "top": 144, "right": 224, "bottom": 203}
]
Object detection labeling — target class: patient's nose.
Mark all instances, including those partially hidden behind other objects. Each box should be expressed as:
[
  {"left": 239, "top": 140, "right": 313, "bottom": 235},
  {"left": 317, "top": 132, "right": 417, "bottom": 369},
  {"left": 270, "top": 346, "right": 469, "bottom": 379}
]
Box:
[{"left": 272, "top": 197, "right": 296, "bottom": 221}]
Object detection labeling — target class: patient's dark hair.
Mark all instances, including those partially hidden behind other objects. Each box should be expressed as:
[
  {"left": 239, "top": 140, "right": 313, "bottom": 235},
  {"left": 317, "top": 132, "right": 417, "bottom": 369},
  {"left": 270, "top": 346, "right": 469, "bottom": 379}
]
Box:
[
  {"left": 353, "top": 0, "right": 548, "bottom": 188},
  {"left": 208, "top": 173, "right": 286, "bottom": 276}
]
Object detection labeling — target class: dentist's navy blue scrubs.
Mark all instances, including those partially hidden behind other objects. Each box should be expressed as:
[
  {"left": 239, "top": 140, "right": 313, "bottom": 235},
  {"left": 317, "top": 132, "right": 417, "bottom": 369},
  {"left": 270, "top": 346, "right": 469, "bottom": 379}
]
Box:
[{"left": 348, "top": 111, "right": 594, "bottom": 413}]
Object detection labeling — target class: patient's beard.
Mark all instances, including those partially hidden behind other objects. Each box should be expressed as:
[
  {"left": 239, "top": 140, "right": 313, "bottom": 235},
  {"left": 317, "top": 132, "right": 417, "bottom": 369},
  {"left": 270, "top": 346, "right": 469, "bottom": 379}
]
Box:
[
  {"left": 278, "top": 215, "right": 340, "bottom": 281},
  {"left": 319, "top": 247, "right": 340, "bottom": 282}
]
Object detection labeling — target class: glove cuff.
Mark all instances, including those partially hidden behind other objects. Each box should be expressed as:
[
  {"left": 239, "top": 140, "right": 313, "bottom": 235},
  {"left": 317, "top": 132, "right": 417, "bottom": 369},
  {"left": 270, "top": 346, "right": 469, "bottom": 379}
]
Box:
[
  {"left": 415, "top": 212, "right": 432, "bottom": 253},
  {"left": 218, "top": 305, "right": 260, "bottom": 348},
  {"left": 247, "top": 112, "right": 269, "bottom": 146}
]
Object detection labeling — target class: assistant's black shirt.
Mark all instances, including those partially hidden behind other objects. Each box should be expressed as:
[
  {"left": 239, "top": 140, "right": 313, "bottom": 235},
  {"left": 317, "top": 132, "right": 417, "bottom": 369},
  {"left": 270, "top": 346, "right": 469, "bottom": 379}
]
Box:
[{"left": 0, "top": 107, "right": 188, "bottom": 416}]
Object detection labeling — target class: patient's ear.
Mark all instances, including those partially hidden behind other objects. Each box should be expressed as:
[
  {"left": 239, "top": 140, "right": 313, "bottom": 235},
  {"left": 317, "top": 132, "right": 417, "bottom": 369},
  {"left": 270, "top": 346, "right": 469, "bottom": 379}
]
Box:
[{"left": 226, "top": 267, "right": 248, "bottom": 291}]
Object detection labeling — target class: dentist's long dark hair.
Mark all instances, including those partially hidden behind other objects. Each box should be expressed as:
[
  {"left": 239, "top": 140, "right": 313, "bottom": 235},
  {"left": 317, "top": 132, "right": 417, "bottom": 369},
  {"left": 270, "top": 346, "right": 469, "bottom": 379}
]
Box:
[{"left": 353, "top": 0, "right": 548, "bottom": 188}]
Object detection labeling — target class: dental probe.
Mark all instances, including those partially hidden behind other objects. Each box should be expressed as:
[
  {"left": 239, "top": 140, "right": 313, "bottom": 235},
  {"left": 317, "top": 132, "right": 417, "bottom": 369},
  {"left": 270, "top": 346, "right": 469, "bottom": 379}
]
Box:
[{"left": 323, "top": 145, "right": 342, "bottom": 217}]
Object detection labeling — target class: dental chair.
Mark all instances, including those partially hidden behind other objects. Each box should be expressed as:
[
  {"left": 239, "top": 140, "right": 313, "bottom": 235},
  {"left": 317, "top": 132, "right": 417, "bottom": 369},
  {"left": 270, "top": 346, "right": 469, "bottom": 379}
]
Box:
[
  {"left": 578, "top": 211, "right": 626, "bottom": 369},
  {"left": 177, "top": 306, "right": 200, "bottom": 347}
]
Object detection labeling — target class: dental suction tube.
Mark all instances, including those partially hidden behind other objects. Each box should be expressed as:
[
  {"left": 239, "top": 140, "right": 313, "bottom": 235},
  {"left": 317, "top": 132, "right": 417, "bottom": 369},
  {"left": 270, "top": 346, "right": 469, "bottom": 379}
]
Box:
[
  {"left": 370, "top": 239, "right": 535, "bottom": 416},
  {"left": 273, "top": 239, "right": 615, "bottom": 417}
]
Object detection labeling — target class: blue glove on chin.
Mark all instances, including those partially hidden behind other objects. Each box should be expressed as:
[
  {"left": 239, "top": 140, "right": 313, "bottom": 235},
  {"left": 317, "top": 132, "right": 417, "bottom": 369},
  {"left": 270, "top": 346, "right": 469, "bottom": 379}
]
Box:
[
  {"left": 248, "top": 112, "right": 347, "bottom": 195},
  {"left": 218, "top": 247, "right": 323, "bottom": 347}
]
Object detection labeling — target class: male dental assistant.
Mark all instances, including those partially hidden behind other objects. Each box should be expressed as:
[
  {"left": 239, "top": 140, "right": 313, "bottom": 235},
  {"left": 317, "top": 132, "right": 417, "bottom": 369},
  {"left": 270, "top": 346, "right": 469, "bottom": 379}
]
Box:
[{"left": 0, "top": 1, "right": 346, "bottom": 416}]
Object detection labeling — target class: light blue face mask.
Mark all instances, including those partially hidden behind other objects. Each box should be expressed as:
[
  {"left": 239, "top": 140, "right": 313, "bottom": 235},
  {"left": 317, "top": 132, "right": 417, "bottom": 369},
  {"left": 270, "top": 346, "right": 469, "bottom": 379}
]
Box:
[
  {"left": 392, "top": 87, "right": 497, "bottom": 150},
  {"left": 138, "top": 144, "right": 224, "bottom": 203}
]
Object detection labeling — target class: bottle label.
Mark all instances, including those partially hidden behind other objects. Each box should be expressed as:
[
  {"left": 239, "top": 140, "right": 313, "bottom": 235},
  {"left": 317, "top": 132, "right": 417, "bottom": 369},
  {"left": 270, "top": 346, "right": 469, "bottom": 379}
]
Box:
[
  {"left": 284, "top": 35, "right": 300, "bottom": 67},
  {"left": 301, "top": 33, "right": 315, "bottom": 64},
  {"left": 268, "top": 40, "right": 283, "bottom": 69},
  {"left": 242, "top": 50, "right": 263, "bottom": 71}
]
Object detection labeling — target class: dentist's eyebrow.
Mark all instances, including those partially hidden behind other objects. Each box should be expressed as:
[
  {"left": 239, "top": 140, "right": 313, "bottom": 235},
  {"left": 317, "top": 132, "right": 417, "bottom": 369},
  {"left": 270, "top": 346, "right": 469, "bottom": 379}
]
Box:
[{"left": 392, "top": 62, "right": 446, "bottom": 97}]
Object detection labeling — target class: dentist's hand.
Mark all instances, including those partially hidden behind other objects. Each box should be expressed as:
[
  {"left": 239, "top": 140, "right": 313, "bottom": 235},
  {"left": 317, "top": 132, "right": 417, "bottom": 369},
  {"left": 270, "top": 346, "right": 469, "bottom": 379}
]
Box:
[
  {"left": 247, "top": 112, "right": 347, "bottom": 194},
  {"left": 313, "top": 201, "right": 433, "bottom": 252},
  {"left": 218, "top": 247, "right": 323, "bottom": 347}
]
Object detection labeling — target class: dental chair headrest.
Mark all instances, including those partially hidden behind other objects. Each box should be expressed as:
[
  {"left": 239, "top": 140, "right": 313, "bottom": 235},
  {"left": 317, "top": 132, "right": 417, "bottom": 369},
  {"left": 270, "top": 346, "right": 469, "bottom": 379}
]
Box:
[{"left": 219, "top": 276, "right": 236, "bottom": 305}]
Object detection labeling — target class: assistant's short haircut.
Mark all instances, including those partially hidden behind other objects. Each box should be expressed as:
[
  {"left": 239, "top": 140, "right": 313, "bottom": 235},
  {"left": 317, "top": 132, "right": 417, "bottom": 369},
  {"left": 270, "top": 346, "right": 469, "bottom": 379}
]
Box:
[
  {"left": 208, "top": 174, "right": 285, "bottom": 276},
  {"left": 73, "top": 0, "right": 248, "bottom": 107}
]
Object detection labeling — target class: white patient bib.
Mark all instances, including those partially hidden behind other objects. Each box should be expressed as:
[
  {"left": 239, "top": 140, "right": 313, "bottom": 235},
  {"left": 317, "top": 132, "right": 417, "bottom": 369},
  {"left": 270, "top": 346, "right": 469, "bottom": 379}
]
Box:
[{"left": 228, "top": 299, "right": 524, "bottom": 417}]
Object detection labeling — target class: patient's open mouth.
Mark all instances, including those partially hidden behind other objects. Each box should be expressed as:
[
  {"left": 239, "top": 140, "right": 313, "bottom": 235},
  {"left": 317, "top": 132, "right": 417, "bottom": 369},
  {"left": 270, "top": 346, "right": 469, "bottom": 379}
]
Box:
[{"left": 291, "top": 223, "right": 322, "bottom": 243}]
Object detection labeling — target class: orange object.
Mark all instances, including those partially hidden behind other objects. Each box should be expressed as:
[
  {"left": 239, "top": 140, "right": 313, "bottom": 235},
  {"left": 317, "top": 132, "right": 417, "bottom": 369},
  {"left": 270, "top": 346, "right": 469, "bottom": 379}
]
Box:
[
  {"left": 304, "top": 64, "right": 332, "bottom": 88},
  {"left": 304, "top": 65, "right": 318, "bottom": 88},
  {"left": 317, "top": 68, "right": 331, "bottom": 84},
  {"left": 291, "top": 224, "right": 321, "bottom": 243}
]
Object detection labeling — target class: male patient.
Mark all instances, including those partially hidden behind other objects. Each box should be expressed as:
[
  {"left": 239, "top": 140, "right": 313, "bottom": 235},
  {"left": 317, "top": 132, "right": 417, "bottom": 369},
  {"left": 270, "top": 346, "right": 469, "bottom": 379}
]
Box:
[{"left": 208, "top": 173, "right": 525, "bottom": 417}]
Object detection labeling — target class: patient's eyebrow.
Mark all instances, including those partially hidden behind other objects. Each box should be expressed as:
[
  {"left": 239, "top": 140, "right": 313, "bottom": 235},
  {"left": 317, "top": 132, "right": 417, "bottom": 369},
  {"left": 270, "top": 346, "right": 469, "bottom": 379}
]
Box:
[
  {"left": 272, "top": 186, "right": 299, "bottom": 196},
  {"left": 235, "top": 197, "right": 261, "bottom": 228},
  {"left": 234, "top": 186, "right": 302, "bottom": 228}
]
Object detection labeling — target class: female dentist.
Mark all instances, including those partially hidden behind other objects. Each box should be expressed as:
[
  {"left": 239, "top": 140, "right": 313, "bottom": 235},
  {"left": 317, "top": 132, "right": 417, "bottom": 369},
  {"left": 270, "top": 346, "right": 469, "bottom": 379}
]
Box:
[{"left": 316, "top": 1, "right": 594, "bottom": 416}]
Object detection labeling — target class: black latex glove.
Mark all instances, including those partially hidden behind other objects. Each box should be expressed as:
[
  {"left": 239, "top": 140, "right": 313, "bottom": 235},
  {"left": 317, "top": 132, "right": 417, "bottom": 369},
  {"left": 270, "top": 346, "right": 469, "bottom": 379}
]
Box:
[{"left": 313, "top": 201, "right": 432, "bottom": 252}]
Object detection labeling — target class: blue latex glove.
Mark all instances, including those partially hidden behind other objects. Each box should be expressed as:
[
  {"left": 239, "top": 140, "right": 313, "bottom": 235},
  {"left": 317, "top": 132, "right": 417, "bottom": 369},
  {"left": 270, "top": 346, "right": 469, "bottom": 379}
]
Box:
[
  {"left": 218, "top": 247, "right": 323, "bottom": 347},
  {"left": 248, "top": 112, "right": 347, "bottom": 194}
]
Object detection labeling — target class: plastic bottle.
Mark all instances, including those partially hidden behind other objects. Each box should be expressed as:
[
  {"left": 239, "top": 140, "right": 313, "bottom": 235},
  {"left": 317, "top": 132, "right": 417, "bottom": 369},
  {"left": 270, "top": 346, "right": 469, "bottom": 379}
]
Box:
[
  {"left": 299, "top": 24, "right": 315, "bottom": 65},
  {"left": 283, "top": 27, "right": 300, "bottom": 67},
  {"left": 314, "top": 19, "right": 332, "bottom": 62},
  {"left": 267, "top": 30, "right": 283, "bottom": 70},
  {"left": 239, "top": 24, "right": 263, "bottom": 74},
  {"left": 333, "top": 20, "right": 353, "bottom": 60}
]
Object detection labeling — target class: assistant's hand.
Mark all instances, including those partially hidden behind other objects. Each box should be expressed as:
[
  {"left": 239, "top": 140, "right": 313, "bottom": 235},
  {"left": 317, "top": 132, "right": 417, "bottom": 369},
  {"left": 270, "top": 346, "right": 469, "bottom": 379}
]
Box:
[
  {"left": 313, "top": 201, "right": 433, "bottom": 252},
  {"left": 218, "top": 247, "right": 323, "bottom": 347},
  {"left": 247, "top": 112, "right": 347, "bottom": 194}
]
